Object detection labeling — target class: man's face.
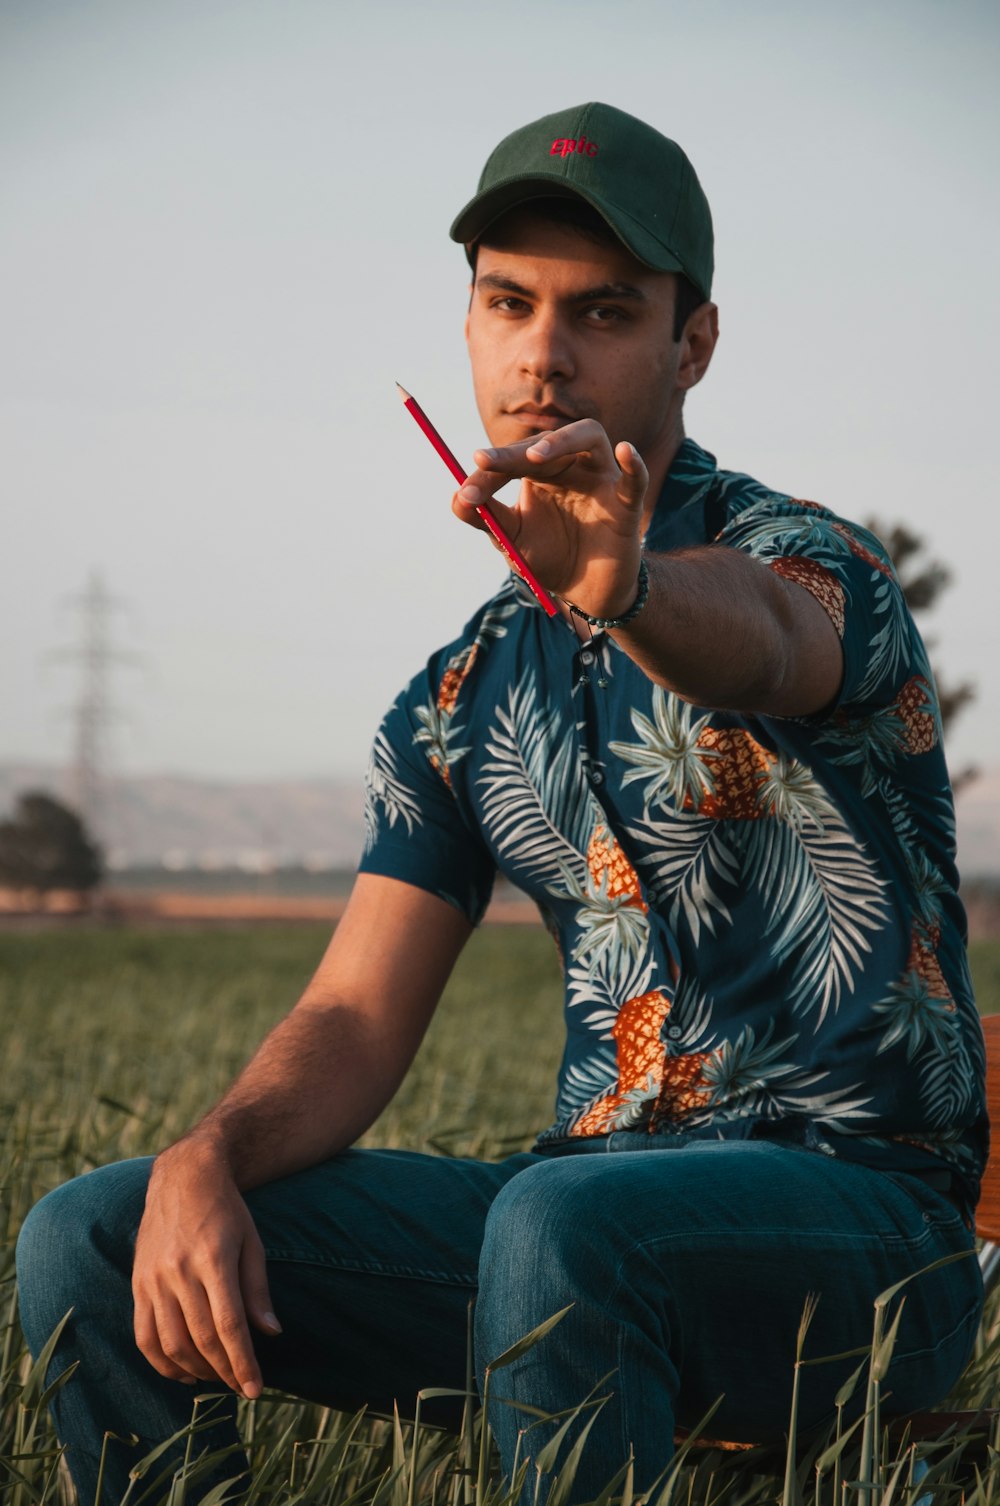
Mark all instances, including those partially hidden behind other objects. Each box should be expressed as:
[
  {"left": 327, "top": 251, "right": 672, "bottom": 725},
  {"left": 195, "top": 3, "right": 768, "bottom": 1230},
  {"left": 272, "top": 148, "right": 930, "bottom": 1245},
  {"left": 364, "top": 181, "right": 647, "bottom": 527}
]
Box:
[{"left": 465, "top": 210, "right": 686, "bottom": 464}]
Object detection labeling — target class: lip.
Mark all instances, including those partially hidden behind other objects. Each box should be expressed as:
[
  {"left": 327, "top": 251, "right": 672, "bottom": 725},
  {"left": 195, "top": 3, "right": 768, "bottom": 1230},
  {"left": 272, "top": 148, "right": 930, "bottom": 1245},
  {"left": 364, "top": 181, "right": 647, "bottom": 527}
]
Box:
[{"left": 506, "top": 404, "right": 576, "bottom": 432}]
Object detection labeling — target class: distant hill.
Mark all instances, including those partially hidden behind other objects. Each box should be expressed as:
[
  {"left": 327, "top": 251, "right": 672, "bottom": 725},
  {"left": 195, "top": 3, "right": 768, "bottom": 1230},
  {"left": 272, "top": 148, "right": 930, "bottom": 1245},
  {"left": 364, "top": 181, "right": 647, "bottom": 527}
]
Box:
[
  {"left": 0, "top": 759, "right": 996, "bottom": 877},
  {"left": 0, "top": 762, "right": 365, "bottom": 870}
]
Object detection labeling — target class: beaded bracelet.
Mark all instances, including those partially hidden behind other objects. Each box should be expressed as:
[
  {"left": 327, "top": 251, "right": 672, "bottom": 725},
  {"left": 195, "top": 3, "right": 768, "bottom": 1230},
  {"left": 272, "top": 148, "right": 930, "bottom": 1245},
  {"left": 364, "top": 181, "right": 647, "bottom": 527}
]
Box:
[{"left": 565, "top": 559, "right": 650, "bottom": 630}]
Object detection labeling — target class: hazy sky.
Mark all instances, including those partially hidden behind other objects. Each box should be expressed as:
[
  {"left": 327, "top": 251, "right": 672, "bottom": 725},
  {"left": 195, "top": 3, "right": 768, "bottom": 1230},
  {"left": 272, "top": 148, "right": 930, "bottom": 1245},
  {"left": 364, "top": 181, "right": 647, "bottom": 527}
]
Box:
[{"left": 3, "top": 0, "right": 997, "bottom": 787}]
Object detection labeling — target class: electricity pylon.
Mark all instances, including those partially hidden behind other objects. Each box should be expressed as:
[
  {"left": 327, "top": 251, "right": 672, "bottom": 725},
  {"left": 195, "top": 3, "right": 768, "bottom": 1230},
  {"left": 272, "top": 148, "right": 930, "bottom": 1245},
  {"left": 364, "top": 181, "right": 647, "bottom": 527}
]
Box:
[{"left": 52, "top": 571, "right": 137, "bottom": 847}]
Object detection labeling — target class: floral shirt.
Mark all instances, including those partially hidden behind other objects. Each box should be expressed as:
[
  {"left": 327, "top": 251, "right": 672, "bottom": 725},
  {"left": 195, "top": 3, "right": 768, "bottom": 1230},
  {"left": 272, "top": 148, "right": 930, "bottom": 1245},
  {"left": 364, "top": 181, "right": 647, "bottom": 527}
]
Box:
[{"left": 360, "top": 438, "right": 987, "bottom": 1212}]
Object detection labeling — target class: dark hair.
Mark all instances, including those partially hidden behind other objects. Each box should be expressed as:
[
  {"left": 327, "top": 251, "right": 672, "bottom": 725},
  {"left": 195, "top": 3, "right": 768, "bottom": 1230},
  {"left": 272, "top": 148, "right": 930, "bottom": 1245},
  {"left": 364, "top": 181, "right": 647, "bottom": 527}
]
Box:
[
  {"left": 469, "top": 196, "right": 706, "bottom": 341},
  {"left": 671, "top": 273, "right": 704, "bottom": 341}
]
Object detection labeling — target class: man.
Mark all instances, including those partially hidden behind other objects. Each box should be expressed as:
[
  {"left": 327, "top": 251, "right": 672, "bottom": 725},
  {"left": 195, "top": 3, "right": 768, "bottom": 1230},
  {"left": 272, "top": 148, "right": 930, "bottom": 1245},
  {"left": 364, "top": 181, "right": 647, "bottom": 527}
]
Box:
[{"left": 17, "top": 102, "right": 987, "bottom": 1504}]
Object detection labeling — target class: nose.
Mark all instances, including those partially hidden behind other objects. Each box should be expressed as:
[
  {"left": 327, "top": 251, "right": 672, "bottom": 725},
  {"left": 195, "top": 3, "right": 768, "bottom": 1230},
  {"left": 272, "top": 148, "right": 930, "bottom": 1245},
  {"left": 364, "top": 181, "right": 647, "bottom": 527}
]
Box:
[{"left": 519, "top": 308, "right": 576, "bottom": 385}]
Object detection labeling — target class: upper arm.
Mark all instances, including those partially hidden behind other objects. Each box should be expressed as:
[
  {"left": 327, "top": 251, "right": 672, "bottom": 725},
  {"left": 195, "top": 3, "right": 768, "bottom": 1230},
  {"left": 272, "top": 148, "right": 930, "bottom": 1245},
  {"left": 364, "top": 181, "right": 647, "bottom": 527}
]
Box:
[
  {"left": 759, "top": 570, "right": 845, "bottom": 717},
  {"left": 300, "top": 872, "right": 474, "bottom": 1062}
]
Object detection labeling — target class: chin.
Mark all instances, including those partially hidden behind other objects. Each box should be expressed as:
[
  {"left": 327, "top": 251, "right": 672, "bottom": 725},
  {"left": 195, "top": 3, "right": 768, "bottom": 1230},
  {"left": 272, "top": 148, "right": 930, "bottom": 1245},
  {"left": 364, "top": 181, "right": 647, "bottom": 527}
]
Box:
[{"left": 485, "top": 417, "right": 526, "bottom": 449}]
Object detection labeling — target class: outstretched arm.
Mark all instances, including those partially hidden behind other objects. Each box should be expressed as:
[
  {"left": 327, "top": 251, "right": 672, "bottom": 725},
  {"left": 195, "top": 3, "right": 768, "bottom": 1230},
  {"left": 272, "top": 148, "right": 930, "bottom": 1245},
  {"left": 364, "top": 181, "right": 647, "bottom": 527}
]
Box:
[
  {"left": 453, "top": 422, "right": 842, "bottom": 718},
  {"left": 132, "top": 874, "right": 472, "bottom": 1400}
]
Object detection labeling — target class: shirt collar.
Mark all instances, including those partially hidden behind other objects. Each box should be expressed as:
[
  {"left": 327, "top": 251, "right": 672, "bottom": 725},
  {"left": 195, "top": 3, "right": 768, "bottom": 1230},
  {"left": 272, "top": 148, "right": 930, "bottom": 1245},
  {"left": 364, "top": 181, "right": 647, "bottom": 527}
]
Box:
[
  {"left": 643, "top": 437, "right": 719, "bottom": 553},
  {"left": 657, "top": 437, "right": 718, "bottom": 512}
]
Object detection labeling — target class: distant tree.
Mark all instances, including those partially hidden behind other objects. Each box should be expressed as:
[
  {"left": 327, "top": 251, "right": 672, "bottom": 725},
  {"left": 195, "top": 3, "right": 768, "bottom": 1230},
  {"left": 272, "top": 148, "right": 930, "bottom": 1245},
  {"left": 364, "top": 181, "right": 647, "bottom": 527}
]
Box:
[
  {"left": 0, "top": 792, "right": 103, "bottom": 897},
  {"left": 865, "top": 518, "right": 975, "bottom": 786}
]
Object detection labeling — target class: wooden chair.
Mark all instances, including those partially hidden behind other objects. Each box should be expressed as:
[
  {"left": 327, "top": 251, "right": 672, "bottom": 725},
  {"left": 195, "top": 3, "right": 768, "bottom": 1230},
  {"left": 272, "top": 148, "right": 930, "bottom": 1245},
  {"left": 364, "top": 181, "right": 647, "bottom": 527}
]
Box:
[
  {"left": 974, "top": 1012, "right": 1000, "bottom": 1279},
  {"left": 677, "top": 1012, "right": 1000, "bottom": 1458},
  {"left": 904, "top": 1010, "right": 1000, "bottom": 1444}
]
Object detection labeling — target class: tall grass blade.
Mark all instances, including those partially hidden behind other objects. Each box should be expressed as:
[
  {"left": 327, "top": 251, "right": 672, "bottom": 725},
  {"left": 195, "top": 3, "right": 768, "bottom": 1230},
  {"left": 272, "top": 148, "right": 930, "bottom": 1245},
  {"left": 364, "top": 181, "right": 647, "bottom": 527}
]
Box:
[
  {"left": 650, "top": 1394, "right": 725, "bottom": 1506},
  {"left": 543, "top": 1404, "right": 606, "bottom": 1506},
  {"left": 18, "top": 1309, "right": 74, "bottom": 1411},
  {"left": 487, "top": 1307, "right": 574, "bottom": 1373},
  {"left": 781, "top": 1293, "right": 820, "bottom": 1506}
]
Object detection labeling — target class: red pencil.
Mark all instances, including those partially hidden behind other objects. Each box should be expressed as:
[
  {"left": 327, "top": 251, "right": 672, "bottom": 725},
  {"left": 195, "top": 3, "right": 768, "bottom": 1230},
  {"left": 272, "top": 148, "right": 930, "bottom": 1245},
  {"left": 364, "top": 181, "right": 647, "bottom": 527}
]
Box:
[{"left": 396, "top": 383, "right": 558, "bottom": 617}]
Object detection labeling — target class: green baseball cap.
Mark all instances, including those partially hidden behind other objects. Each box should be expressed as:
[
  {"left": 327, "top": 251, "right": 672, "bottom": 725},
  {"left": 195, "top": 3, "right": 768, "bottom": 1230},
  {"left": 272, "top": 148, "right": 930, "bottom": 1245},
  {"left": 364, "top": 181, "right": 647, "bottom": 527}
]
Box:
[{"left": 449, "top": 101, "right": 714, "bottom": 301}]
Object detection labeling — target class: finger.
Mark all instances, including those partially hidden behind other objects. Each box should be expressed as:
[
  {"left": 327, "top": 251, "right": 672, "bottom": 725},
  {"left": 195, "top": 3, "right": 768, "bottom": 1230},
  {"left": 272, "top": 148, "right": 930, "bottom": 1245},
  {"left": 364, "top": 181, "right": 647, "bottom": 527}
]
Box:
[
  {"left": 134, "top": 1292, "right": 198, "bottom": 1384},
  {"left": 614, "top": 441, "right": 648, "bottom": 511},
  {"left": 240, "top": 1227, "right": 282, "bottom": 1339},
  {"left": 204, "top": 1279, "right": 265, "bottom": 1399},
  {"left": 451, "top": 487, "right": 488, "bottom": 529},
  {"left": 451, "top": 486, "right": 522, "bottom": 544},
  {"left": 137, "top": 1289, "right": 226, "bottom": 1386},
  {"left": 478, "top": 418, "right": 614, "bottom": 478}
]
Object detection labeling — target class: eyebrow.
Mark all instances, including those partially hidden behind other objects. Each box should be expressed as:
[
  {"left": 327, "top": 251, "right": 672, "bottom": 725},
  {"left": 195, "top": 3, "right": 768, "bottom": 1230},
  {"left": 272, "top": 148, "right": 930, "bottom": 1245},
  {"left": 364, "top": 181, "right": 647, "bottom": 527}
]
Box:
[{"left": 475, "top": 272, "right": 650, "bottom": 304}]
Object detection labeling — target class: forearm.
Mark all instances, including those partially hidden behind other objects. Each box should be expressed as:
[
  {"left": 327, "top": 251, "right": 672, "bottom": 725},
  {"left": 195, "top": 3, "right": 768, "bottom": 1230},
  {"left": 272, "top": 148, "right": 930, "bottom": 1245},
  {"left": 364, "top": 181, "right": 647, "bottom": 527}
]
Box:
[
  {"left": 152, "top": 875, "right": 471, "bottom": 1193},
  {"left": 162, "top": 996, "right": 406, "bottom": 1191},
  {"left": 609, "top": 546, "right": 841, "bottom": 717}
]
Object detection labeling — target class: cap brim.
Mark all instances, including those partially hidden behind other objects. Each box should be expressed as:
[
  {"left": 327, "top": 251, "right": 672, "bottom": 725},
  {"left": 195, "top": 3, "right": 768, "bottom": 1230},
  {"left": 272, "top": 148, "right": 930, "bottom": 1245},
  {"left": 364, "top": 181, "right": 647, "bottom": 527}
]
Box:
[{"left": 449, "top": 175, "right": 688, "bottom": 278}]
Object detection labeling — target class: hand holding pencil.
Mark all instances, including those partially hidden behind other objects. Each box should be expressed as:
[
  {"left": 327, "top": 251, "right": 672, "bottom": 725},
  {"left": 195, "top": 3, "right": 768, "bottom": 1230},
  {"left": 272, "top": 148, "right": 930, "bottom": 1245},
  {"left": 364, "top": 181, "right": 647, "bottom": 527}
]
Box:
[{"left": 396, "top": 383, "right": 558, "bottom": 617}]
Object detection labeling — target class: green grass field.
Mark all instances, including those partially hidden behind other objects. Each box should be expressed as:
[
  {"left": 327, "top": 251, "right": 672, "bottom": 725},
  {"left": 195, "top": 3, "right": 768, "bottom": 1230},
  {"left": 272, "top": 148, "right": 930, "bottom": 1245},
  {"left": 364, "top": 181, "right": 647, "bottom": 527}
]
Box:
[{"left": 2, "top": 925, "right": 999, "bottom": 1504}]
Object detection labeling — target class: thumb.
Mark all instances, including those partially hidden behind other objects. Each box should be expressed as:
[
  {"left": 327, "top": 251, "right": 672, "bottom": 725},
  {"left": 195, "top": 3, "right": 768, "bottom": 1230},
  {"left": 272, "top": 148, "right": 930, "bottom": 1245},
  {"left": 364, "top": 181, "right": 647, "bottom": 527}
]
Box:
[
  {"left": 241, "top": 1228, "right": 282, "bottom": 1336},
  {"left": 614, "top": 441, "right": 648, "bottom": 511}
]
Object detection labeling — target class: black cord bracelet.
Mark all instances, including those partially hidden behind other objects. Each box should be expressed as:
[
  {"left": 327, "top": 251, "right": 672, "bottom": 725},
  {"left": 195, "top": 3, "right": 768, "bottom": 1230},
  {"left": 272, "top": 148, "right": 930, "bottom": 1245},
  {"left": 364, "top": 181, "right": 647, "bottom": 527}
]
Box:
[{"left": 565, "top": 559, "right": 650, "bottom": 630}]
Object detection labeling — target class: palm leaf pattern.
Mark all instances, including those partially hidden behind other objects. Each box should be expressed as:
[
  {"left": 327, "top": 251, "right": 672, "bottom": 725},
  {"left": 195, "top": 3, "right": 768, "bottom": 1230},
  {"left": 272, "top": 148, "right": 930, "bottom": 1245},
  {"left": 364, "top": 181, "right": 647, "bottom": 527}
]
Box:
[
  {"left": 873, "top": 973, "right": 975, "bottom": 1129},
  {"left": 683, "top": 1023, "right": 874, "bottom": 1128},
  {"left": 476, "top": 671, "right": 597, "bottom": 890},
  {"left": 711, "top": 467, "right": 774, "bottom": 514},
  {"left": 699, "top": 1022, "right": 808, "bottom": 1105},
  {"left": 663, "top": 975, "right": 715, "bottom": 1051},
  {"left": 556, "top": 1047, "right": 619, "bottom": 1118},
  {"left": 902, "top": 844, "right": 952, "bottom": 935},
  {"left": 363, "top": 722, "right": 423, "bottom": 853},
  {"left": 413, "top": 701, "right": 471, "bottom": 780},
  {"left": 552, "top": 858, "right": 652, "bottom": 974},
  {"left": 565, "top": 947, "right": 656, "bottom": 1028},
  {"left": 854, "top": 572, "right": 912, "bottom": 701},
  {"left": 724, "top": 507, "right": 852, "bottom": 566},
  {"left": 819, "top": 703, "right": 922, "bottom": 796},
  {"left": 609, "top": 689, "right": 718, "bottom": 812},
  {"left": 737, "top": 811, "right": 890, "bottom": 1027},
  {"left": 756, "top": 754, "right": 841, "bottom": 830},
  {"left": 625, "top": 813, "right": 737, "bottom": 944}
]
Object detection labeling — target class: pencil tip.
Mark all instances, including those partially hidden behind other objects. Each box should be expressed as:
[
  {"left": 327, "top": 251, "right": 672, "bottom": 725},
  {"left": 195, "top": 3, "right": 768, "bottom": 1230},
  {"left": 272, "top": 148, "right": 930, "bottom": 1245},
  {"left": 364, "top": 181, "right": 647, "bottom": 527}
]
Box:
[{"left": 395, "top": 381, "right": 411, "bottom": 401}]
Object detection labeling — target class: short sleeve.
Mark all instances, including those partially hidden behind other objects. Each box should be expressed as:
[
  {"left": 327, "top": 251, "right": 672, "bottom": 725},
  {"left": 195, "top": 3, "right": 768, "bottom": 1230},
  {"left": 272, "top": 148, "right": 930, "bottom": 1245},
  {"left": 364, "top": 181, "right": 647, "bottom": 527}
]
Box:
[
  {"left": 714, "top": 496, "right": 925, "bottom": 714},
  {"left": 359, "top": 668, "right": 497, "bottom": 925}
]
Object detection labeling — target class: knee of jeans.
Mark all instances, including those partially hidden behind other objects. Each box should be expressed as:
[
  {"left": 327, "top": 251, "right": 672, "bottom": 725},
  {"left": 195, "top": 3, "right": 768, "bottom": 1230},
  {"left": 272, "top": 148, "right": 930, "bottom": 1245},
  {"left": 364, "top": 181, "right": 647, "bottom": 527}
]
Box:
[
  {"left": 16, "top": 1159, "right": 152, "bottom": 1349},
  {"left": 478, "top": 1159, "right": 620, "bottom": 1320}
]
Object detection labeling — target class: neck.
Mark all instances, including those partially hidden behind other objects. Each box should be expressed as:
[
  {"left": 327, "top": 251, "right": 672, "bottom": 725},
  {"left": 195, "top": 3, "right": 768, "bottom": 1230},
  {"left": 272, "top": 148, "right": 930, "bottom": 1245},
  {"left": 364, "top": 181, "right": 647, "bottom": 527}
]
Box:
[{"left": 640, "top": 417, "right": 686, "bottom": 536}]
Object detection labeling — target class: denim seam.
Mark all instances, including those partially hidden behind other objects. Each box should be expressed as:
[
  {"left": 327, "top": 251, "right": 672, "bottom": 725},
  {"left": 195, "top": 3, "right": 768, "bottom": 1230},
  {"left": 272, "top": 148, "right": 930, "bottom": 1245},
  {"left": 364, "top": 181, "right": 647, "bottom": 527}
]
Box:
[
  {"left": 615, "top": 1274, "right": 684, "bottom": 1468},
  {"left": 263, "top": 1248, "right": 478, "bottom": 1286},
  {"left": 883, "top": 1293, "right": 982, "bottom": 1368},
  {"left": 604, "top": 1226, "right": 972, "bottom": 1312},
  {"left": 609, "top": 1226, "right": 946, "bottom": 1269}
]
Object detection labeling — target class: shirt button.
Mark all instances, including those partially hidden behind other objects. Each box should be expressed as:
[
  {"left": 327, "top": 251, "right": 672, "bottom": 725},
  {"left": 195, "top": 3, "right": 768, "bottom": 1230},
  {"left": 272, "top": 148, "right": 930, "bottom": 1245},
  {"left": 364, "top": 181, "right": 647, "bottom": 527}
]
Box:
[
  {"left": 580, "top": 650, "right": 595, "bottom": 665},
  {"left": 667, "top": 1026, "right": 682, "bottom": 1040},
  {"left": 589, "top": 768, "right": 605, "bottom": 786}
]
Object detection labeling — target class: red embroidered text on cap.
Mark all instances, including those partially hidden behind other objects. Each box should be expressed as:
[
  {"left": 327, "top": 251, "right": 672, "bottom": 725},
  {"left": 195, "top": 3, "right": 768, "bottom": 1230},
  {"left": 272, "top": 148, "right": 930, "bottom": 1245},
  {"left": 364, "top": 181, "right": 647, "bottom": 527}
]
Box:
[{"left": 550, "top": 137, "right": 598, "bottom": 158}]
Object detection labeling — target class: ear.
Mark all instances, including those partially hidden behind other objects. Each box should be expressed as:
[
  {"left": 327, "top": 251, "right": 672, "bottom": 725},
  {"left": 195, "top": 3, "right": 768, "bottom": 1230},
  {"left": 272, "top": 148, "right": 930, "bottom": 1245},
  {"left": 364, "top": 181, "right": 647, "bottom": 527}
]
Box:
[
  {"left": 677, "top": 302, "right": 719, "bottom": 391},
  {"left": 465, "top": 283, "right": 473, "bottom": 348}
]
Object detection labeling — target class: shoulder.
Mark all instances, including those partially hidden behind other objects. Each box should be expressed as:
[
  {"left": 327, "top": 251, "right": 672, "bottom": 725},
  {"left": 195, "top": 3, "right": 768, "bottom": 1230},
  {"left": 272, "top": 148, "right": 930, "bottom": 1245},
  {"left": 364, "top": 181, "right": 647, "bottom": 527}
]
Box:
[{"left": 403, "top": 578, "right": 526, "bottom": 708}]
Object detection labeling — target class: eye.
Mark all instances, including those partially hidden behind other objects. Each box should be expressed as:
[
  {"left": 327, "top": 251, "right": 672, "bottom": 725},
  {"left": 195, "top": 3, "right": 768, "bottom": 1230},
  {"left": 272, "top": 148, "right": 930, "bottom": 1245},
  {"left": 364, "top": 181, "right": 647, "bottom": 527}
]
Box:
[
  {"left": 584, "top": 305, "right": 627, "bottom": 325},
  {"left": 491, "top": 295, "right": 531, "bottom": 314}
]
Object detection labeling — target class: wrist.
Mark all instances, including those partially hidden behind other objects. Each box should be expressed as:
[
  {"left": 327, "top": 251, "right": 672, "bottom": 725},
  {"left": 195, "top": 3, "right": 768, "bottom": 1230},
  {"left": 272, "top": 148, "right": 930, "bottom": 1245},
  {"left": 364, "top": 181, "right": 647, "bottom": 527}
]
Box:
[
  {"left": 565, "top": 558, "right": 650, "bottom": 630},
  {"left": 154, "top": 1127, "right": 236, "bottom": 1185}
]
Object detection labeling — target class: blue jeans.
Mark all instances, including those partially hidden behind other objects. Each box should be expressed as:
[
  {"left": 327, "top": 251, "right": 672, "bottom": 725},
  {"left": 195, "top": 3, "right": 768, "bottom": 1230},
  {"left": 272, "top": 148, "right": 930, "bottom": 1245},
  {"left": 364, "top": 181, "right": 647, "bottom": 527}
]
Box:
[{"left": 16, "top": 1136, "right": 982, "bottom": 1504}]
